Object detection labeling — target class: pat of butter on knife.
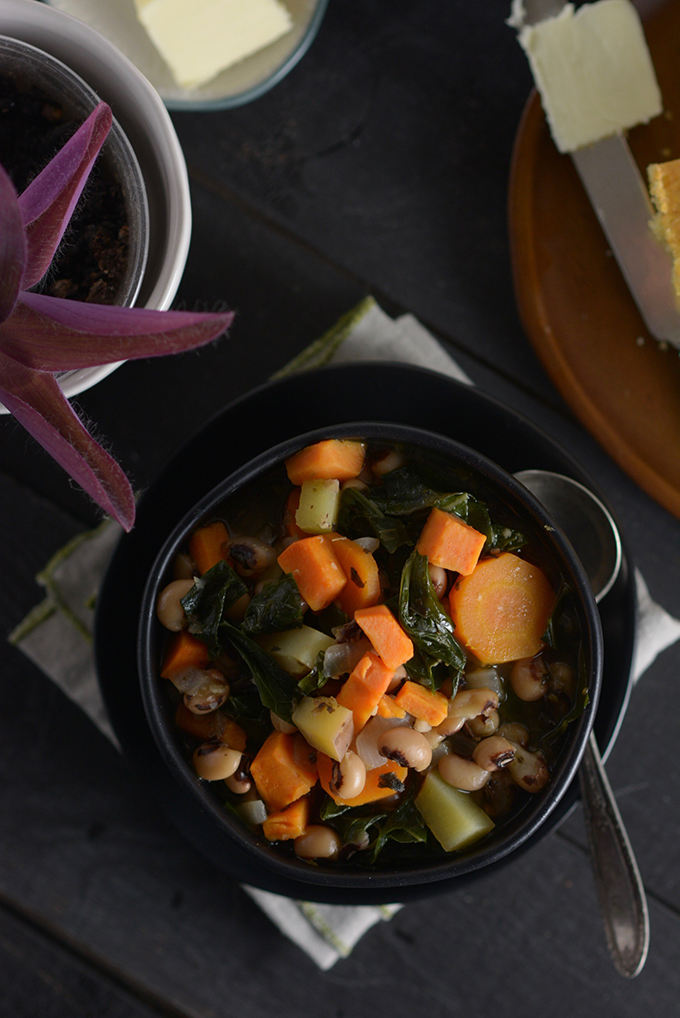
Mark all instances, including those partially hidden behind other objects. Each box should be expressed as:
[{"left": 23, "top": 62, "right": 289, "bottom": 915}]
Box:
[
  {"left": 517, "top": 0, "right": 662, "bottom": 153},
  {"left": 133, "top": 0, "right": 293, "bottom": 89}
]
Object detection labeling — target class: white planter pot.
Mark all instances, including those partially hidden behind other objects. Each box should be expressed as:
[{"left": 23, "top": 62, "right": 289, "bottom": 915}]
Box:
[{"left": 0, "top": 0, "right": 192, "bottom": 405}]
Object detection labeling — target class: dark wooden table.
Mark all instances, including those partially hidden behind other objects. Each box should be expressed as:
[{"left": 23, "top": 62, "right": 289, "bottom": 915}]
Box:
[{"left": 2, "top": 2, "right": 680, "bottom": 1015}]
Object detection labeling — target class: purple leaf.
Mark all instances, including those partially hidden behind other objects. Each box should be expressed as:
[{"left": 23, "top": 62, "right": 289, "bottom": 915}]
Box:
[
  {"left": 0, "top": 355, "right": 136, "bottom": 531},
  {"left": 1, "top": 293, "right": 234, "bottom": 371},
  {"left": 0, "top": 164, "right": 26, "bottom": 323},
  {"left": 18, "top": 102, "right": 112, "bottom": 290}
]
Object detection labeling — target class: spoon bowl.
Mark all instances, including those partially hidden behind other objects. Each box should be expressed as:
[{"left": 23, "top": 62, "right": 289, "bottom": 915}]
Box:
[{"left": 514, "top": 469, "right": 622, "bottom": 602}]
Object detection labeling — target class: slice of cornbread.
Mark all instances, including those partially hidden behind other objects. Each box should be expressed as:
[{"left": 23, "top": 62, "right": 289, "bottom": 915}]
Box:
[{"left": 648, "top": 159, "right": 680, "bottom": 299}]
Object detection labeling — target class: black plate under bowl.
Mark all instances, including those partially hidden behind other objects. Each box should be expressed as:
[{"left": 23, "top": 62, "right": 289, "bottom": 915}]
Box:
[{"left": 94, "top": 363, "right": 636, "bottom": 904}]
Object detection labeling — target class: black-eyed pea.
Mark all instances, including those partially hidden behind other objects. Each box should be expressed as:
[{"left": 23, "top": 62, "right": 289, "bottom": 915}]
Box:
[
  {"left": 341, "top": 477, "right": 369, "bottom": 492},
  {"left": 549, "top": 661, "right": 574, "bottom": 688},
  {"left": 497, "top": 721, "right": 529, "bottom": 747},
  {"left": 438, "top": 753, "right": 491, "bottom": 791},
  {"left": 294, "top": 825, "right": 342, "bottom": 860},
  {"left": 155, "top": 578, "right": 195, "bottom": 631},
  {"left": 507, "top": 746, "right": 549, "bottom": 792},
  {"left": 387, "top": 664, "right": 408, "bottom": 692},
  {"left": 428, "top": 564, "right": 448, "bottom": 598},
  {"left": 449, "top": 687, "right": 499, "bottom": 721},
  {"left": 372, "top": 449, "right": 405, "bottom": 476},
  {"left": 481, "top": 769, "right": 518, "bottom": 818},
  {"left": 226, "top": 536, "right": 277, "bottom": 578},
  {"left": 223, "top": 752, "right": 252, "bottom": 794},
  {"left": 183, "top": 669, "right": 229, "bottom": 714},
  {"left": 193, "top": 743, "right": 242, "bottom": 781},
  {"left": 330, "top": 751, "right": 367, "bottom": 799},
  {"left": 422, "top": 728, "right": 446, "bottom": 750},
  {"left": 270, "top": 710, "right": 297, "bottom": 735},
  {"left": 472, "top": 735, "right": 516, "bottom": 772},
  {"left": 466, "top": 709, "right": 500, "bottom": 739},
  {"left": 465, "top": 667, "right": 504, "bottom": 697},
  {"left": 433, "top": 709, "right": 466, "bottom": 738},
  {"left": 379, "top": 727, "right": 432, "bottom": 772},
  {"left": 225, "top": 772, "right": 252, "bottom": 795},
  {"left": 510, "top": 655, "right": 548, "bottom": 702}
]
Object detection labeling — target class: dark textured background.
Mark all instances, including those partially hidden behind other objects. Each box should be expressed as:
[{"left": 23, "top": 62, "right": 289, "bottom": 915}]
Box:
[{"left": 1, "top": 2, "right": 679, "bottom": 1014}]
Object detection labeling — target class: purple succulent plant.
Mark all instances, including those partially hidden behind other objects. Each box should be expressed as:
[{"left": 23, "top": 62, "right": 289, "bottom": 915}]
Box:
[{"left": 0, "top": 102, "right": 233, "bottom": 532}]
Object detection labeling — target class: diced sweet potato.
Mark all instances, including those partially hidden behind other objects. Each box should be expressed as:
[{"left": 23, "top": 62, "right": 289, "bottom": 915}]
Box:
[
  {"left": 263, "top": 796, "right": 310, "bottom": 842},
  {"left": 354, "top": 604, "right": 413, "bottom": 671},
  {"left": 285, "top": 439, "right": 366, "bottom": 485},
  {"left": 250, "top": 731, "right": 318, "bottom": 811},
  {"left": 161, "top": 631, "right": 210, "bottom": 680},
  {"left": 329, "top": 534, "right": 381, "bottom": 615},
  {"left": 336, "top": 651, "right": 395, "bottom": 733},
  {"left": 317, "top": 753, "right": 408, "bottom": 807},
  {"left": 283, "top": 487, "right": 306, "bottom": 539},
  {"left": 394, "top": 680, "right": 448, "bottom": 726},
  {"left": 189, "top": 520, "right": 230, "bottom": 575},
  {"left": 376, "top": 694, "right": 407, "bottom": 719},
  {"left": 416, "top": 506, "right": 486, "bottom": 575},
  {"left": 277, "top": 535, "right": 346, "bottom": 611}
]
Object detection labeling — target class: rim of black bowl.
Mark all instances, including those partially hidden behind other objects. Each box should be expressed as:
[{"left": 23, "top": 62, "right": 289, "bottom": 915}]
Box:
[{"left": 138, "top": 421, "right": 604, "bottom": 892}]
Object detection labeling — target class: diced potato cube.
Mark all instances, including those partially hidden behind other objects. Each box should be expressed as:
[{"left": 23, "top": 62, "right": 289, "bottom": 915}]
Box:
[
  {"left": 292, "top": 696, "right": 354, "bottom": 762},
  {"left": 257, "top": 626, "right": 335, "bottom": 675},
  {"left": 296, "top": 479, "right": 341, "bottom": 534},
  {"left": 415, "top": 770, "right": 494, "bottom": 852}
]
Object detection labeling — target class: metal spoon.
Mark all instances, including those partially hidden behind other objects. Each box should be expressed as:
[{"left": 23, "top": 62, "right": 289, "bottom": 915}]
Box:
[{"left": 514, "top": 469, "right": 650, "bottom": 978}]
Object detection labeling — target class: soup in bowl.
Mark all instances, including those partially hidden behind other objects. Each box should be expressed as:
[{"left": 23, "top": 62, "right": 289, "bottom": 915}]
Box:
[{"left": 138, "top": 422, "right": 603, "bottom": 902}]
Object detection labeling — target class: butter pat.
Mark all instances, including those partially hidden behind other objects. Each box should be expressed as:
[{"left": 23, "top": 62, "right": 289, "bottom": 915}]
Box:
[
  {"left": 518, "top": 0, "right": 662, "bottom": 153},
  {"left": 134, "top": 0, "right": 293, "bottom": 89}
]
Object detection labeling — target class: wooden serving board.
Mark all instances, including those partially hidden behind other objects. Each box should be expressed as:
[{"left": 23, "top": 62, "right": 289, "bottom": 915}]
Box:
[{"left": 509, "top": 0, "right": 680, "bottom": 519}]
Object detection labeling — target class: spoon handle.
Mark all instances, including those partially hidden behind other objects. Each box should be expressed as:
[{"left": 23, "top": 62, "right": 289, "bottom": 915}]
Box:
[{"left": 578, "top": 732, "right": 650, "bottom": 977}]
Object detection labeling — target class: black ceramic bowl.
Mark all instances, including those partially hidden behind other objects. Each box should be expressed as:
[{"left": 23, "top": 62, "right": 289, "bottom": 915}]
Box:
[{"left": 138, "top": 421, "right": 603, "bottom": 903}]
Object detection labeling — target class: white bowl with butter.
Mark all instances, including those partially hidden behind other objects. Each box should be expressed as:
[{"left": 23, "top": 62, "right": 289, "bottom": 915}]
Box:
[{"left": 44, "top": 0, "right": 329, "bottom": 110}]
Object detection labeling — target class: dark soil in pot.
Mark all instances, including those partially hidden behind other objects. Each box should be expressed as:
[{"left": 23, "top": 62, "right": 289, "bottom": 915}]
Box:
[{"left": 0, "top": 70, "right": 129, "bottom": 304}]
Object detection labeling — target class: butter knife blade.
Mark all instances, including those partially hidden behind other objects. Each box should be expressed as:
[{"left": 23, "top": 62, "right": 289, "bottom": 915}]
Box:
[{"left": 571, "top": 134, "right": 680, "bottom": 348}]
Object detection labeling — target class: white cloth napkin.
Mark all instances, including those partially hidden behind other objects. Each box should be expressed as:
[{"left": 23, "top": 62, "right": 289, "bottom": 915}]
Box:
[{"left": 10, "top": 297, "right": 680, "bottom": 969}]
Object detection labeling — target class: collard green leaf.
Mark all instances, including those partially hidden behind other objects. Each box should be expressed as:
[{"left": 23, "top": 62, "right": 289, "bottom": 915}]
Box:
[
  {"left": 225, "top": 687, "right": 270, "bottom": 741},
  {"left": 369, "top": 467, "right": 444, "bottom": 515},
  {"left": 438, "top": 491, "right": 525, "bottom": 553},
  {"left": 320, "top": 785, "right": 427, "bottom": 861},
  {"left": 219, "top": 620, "right": 299, "bottom": 724},
  {"left": 241, "top": 573, "right": 305, "bottom": 635},
  {"left": 399, "top": 550, "right": 466, "bottom": 690},
  {"left": 319, "top": 797, "right": 387, "bottom": 847},
  {"left": 297, "top": 653, "right": 328, "bottom": 696},
  {"left": 181, "top": 560, "right": 247, "bottom": 654},
  {"left": 368, "top": 467, "right": 524, "bottom": 554},
  {"left": 337, "top": 487, "right": 410, "bottom": 553},
  {"left": 370, "top": 794, "right": 427, "bottom": 862}
]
